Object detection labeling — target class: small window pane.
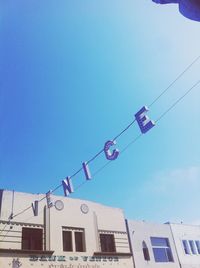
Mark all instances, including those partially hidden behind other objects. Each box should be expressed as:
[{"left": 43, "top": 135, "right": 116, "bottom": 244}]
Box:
[
  {"left": 100, "top": 234, "right": 116, "bottom": 252},
  {"left": 151, "top": 237, "right": 168, "bottom": 247},
  {"left": 63, "top": 231, "right": 72, "bottom": 251},
  {"left": 22, "top": 227, "right": 43, "bottom": 250},
  {"left": 195, "top": 241, "right": 200, "bottom": 254},
  {"left": 189, "top": 240, "right": 197, "bottom": 254},
  {"left": 143, "top": 248, "right": 150, "bottom": 261},
  {"left": 142, "top": 241, "right": 150, "bottom": 261},
  {"left": 153, "top": 248, "right": 168, "bottom": 262},
  {"left": 166, "top": 247, "right": 174, "bottom": 262},
  {"left": 75, "top": 232, "right": 85, "bottom": 252},
  {"left": 182, "top": 240, "right": 190, "bottom": 254},
  {"left": 151, "top": 237, "right": 174, "bottom": 263}
]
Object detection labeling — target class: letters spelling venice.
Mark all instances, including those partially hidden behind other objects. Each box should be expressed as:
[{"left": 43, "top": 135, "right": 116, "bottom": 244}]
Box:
[{"left": 31, "top": 106, "right": 155, "bottom": 217}]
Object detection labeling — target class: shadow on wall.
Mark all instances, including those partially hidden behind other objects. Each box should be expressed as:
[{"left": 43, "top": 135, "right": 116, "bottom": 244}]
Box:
[{"left": 152, "top": 0, "right": 200, "bottom": 22}]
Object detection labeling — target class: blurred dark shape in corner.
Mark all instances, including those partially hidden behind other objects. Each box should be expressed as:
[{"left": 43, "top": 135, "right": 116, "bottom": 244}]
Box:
[{"left": 152, "top": 0, "right": 200, "bottom": 22}]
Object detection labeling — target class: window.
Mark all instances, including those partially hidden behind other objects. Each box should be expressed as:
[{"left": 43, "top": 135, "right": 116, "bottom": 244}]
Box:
[
  {"left": 75, "top": 231, "right": 85, "bottom": 251},
  {"left": 22, "top": 227, "right": 43, "bottom": 250},
  {"left": 195, "top": 241, "right": 200, "bottom": 254},
  {"left": 182, "top": 240, "right": 200, "bottom": 255},
  {"left": 100, "top": 234, "right": 116, "bottom": 252},
  {"left": 151, "top": 237, "right": 174, "bottom": 263},
  {"left": 142, "top": 241, "right": 150, "bottom": 261},
  {"left": 62, "top": 227, "right": 85, "bottom": 252},
  {"left": 182, "top": 240, "right": 190, "bottom": 254},
  {"left": 189, "top": 240, "right": 197, "bottom": 254},
  {"left": 63, "top": 231, "right": 73, "bottom": 251}
]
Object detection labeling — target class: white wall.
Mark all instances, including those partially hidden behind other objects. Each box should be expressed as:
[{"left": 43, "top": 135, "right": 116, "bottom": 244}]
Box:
[
  {"left": 126, "top": 220, "right": 180, "bottom": 268},
  {"left": 0, "top": 190, "right": 45, "bottom": 250},
  {"left": 49, "top": 196, "right": 130, "bottom": 254},
  {"left": 0, "top": 190, "right": 45, "bottom": 224},
  {"left": 170, "top": 223, "right": 200, "bottom": 268}
]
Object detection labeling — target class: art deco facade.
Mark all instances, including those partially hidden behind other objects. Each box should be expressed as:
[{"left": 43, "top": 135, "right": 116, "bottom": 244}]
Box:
[
  {"left": 1, "top": 190, "right": 200, "bottom": 268},
  {"left": 0, "top": 190, "right": 132, "bottom": 268}
]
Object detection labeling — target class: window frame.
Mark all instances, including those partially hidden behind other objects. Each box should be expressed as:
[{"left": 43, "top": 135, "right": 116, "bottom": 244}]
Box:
[
  {"left": 62, "top": 227, "right": 86, "bottom": 252},
  {"left": 150, "top": 237, "right": 174, "bottom": 263},
  {"left": 21, "top": 227, "right": 43, "bottom": 251},
  {"left": 62, "top": 230, "right": 73, "bottom": 252},
  {"left": 195, "top": 241, "right": 200, "bottom": 254},
  {"left": 182, "top": 240, "right": 190, "bottom": 255},
  {"left": 142, "top": 241, "right": 150, "bottom": 261},
  {"left": 99, "top": 233, "right": 116, "bottom": 253},
  {"left": 189, "top": 240, "right": 197, "bottom": 255}
]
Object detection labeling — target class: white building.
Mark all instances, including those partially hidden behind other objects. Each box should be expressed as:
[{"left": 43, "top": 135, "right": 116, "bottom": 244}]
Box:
[
  {"left": 126, "top": 220, "right": 181, "bottom": 268},
  {"left": 1, "top": 189, "right": 200, "bottom": 268},
  {"left": 169, "top": 223, "right": 200, "bottom": 268},
  {"left": 0, "top": 190, "right": 133, "bottom": 268}
]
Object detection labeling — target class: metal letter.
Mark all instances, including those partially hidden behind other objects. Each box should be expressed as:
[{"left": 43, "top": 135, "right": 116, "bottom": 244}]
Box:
[
  {"left": 104, "top": 140, "right": 120, "bottom": 160},
  {"left": 32, "top": 200, "right": 39, "bottom": 216},
  {"left": 82, "top": 162, "right": 92, "bottom": 180},
  {"left": 62, "top": 177, "right": 74, "bottom": 197},
  {"left": 135, "top": 106, "right": 155, "bottom": 134},
  {"left": 46, "top": 191, "right": 53, "bottom": 208}
]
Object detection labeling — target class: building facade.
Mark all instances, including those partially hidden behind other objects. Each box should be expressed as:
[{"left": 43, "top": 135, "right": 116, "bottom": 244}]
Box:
[
  {"left": 169, "top": 223, "right": 200, "bottom": 268},
  {"left": 0, "top": 190, "right": 132, "bottom": 268},
  {"left": 1, "top": 190, "right": 200, "bottom": 268},
  {"left": 126, "top": 219, "right": 181, "bottom": 268}
]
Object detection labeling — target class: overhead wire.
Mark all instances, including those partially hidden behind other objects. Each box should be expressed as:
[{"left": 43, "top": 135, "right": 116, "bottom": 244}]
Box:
[
  {"left": 148, "top": 55, "right": 200, "bottom": 108},
  {"left": 155, "top": 80, "right": 200, "bottom": 123},
  {"left": 9, "top": 76, "right": 200, "bottom": 228},
  {"left": 0, "top": 222, "right": 11, "bottom": 237},
  {"left": 0, "top": 55, "right": 200, "bottom": 234}
]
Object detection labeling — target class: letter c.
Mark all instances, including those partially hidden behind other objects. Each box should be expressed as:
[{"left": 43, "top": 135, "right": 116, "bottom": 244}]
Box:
[{"left": 104, "top": 140, "right": 120, "bottom": 161}]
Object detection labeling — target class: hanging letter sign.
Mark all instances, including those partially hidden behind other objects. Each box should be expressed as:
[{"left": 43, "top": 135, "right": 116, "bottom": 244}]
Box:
[
  {"left": 46, "top": 191, "right": 53, "bottom": 208},
  {"left": 32, "top": 200, "right": 39, "bottom": 216},
  {"left": 62, "top": 177, "right": 74, "bottom": 197},
  {"left": 82, "top": 162, "right": 92, "bottom": 180},
  {"left": 135, "top": 106, "right": 155, "bottom": 134},
  {"left": 104, "top": 140, "right": 120, "bottom": 160},
  {"left": 31, "top": 105, "right": 155, "bottom": 216}
]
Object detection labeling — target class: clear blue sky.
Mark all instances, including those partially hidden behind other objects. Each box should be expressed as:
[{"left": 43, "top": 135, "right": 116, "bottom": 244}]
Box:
[{"left": 1, "top": 0, "right": 200, "bottom": 224}]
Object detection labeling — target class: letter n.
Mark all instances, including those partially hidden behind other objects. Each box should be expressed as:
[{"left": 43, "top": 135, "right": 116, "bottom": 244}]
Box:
[{"left": 62, "top": 177, "right": 74, "bottom": 197}]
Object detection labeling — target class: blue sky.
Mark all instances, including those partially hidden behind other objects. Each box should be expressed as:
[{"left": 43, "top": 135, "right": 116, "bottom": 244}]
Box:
[{"left": 1, "top": 0, "right": 200, "bottom": 224}]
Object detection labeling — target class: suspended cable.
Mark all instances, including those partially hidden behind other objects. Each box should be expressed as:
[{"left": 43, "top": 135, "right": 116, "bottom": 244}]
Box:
[
  {"left": 1, "top": 56, "right": 199, "bottom": 229},
  {"left": 0, "top": 221, "right": 11, "bottom": 236},
  {"left": 148, "top": 55, "right": 200, "bottom": 108},
  {"left": 155, "top": 80, "right": 200, "bottom": 123}
]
